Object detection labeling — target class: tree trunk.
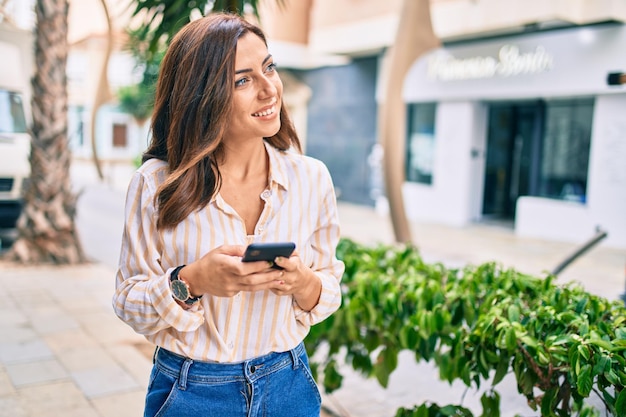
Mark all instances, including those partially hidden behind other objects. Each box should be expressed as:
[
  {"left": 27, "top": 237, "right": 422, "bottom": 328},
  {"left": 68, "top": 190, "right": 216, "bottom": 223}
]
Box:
[
  {"left": 379, "top": 0, "right": 440, "bottom": 243},
  {"left": 5, "top": 0, "right": 86, "bottom": 264},
  {"left": 89, "top": 0, "right": 114, "bottom": 181}
]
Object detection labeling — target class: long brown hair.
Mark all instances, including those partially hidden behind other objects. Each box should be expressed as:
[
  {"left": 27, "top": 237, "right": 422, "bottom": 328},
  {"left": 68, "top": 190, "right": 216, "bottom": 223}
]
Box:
[{"left": 143, "top": 13, "right": 301, "bottom": 229}]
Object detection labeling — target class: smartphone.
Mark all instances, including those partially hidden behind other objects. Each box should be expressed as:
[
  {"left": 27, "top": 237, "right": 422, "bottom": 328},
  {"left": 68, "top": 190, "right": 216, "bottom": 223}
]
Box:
[{"left": 242, "top": 242, "right": 296, "bottom": 269}]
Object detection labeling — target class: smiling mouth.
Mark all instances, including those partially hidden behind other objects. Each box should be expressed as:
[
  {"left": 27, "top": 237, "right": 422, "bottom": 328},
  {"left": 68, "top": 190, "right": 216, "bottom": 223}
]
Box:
[{"left": 252, "top": 105, "right": 277, "bottom": 117}]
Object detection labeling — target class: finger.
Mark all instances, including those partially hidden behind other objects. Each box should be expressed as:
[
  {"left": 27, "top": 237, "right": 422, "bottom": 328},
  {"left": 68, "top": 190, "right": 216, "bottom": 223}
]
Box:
[
  {"left": 236, "top": 269, "right": 282, "bottom": 286},
  {"left": 239, "top": 260, "right": 275, "bottom": 275},
  {"left": 240, "top": 279, "right": 286, "bottom": 293},
  {"left": 273, "top": 256, "right": 292, "bottom": 270},
  {"left": 216, "top": 244, "right": 247, "bottom": 257}
]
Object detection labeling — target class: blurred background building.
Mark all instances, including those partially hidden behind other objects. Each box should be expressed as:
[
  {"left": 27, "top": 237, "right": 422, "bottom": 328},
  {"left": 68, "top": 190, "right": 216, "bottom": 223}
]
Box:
[{"left": 2, "top": 0, "right": 626, "bottom": 249}]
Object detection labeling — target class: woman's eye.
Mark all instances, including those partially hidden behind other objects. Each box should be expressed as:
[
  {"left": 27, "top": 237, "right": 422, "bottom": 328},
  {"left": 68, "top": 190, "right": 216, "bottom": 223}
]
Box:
[
  {"left": 265, "top": 62, "right": 277, "bottom": 73},
  {"left": 235, "top": 77, "right": 249, "bottom": 87}
]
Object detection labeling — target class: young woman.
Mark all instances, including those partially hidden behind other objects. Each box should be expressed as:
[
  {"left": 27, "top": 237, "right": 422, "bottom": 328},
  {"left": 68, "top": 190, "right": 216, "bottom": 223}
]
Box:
[{"left": 112, "top": 13, "right": 344, "bottom": 417}]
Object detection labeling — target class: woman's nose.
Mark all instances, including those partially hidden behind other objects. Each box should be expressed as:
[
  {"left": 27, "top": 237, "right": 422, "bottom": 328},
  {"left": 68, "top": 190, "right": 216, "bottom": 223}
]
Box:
[{"left": 258, "top": 75, "right": 278, "bottom": 98}]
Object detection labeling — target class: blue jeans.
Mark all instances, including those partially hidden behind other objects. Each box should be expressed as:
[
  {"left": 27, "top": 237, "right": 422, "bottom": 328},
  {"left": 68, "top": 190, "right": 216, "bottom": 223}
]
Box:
[{"left": 144, "top": 342, "right": 322, "bottom": 417}]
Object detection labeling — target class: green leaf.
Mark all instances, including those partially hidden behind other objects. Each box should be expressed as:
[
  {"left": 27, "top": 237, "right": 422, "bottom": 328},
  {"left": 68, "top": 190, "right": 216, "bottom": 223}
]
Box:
[
  {"left": 578, "top": 344, "right": 591, "bottom": 361},
  {"left": 479, "top": 390, "right": 501, "bottom": 417},
  {"left": 399, "top": 325, "right": 419, "bottom": 350},
  {"left": 615, "top": 388, "right": 626, "bottom": 416},
  {"left": 547, "top": 334, "right": 572, "bottom": 347},
  {"left": 505, "top": 327, "right": 517, "bottom": 351},
  {"left": 492, "top": 357, "right": 509, "bottom": 386},
  {"left": 575, "top": 297, "right": 589, "bottom": 314},
  {"left": 518, "top": 368, "right": 535, "bottom": 395},
  {"left": 616, "top": 327, "right": 626, "bottom": 340},
  {"left": 323, "top": 360, "right": 343, "bottom": 393},
  {"left": 592, "top": 354, "right": 611, "bottom": 375},
  {"left": 520, "top": 335, "right": 538, "bottom": 349},
  {"left": 374, "top": 347, "right": 398, "bottom": 388},
  {"left": 617, "top": 370, "right": 626, "bottom": 385},
  {"left": 415, "top": 404, "right": 429, "bottom": 417},
  {"left": 536, "top": 347, "right": 550, "bottom": 366},
  {"left": 540, "top": 387, "right": 558, "bottom": 416},
  {"left": 589, "top": 338, "right": 614, "bottom": 352},
  {"left": 352, "top": 351, "right": 372, "bottom": 375},
  {"left": 577, "top": 364, "right": 593, "bottom": 397},
  {"left": 478, "top": 348, "right": 490, "bottom": 378},
  {"left": 508, "top": 305, "right": 521, "bottom": 322},
  {"left": 434, "top": 308, "right": 446, "bottom": 332}
]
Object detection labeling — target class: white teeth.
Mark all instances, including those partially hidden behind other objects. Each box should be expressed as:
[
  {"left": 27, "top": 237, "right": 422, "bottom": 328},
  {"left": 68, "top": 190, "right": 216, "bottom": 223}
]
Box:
[{"left": 253, "top": 106, "right": 275, "bottom": 117}]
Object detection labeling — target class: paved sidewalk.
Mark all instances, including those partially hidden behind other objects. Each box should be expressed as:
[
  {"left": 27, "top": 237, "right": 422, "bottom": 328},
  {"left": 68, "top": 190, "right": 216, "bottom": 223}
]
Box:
[
  {"left": 338, "top": 203, "right": 626, "bottom": 302},
  {"left": 0, "top": 263, "right": 150, "bottom": 417},
  {"left": 1, "top": 199, "right": 624, "bottom": 416}
]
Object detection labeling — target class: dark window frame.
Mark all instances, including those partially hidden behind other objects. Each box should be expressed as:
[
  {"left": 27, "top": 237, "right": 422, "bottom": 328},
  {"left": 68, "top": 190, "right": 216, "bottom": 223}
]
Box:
[{"left": 406, "top": 102, "right": 437, "bottom": 185}]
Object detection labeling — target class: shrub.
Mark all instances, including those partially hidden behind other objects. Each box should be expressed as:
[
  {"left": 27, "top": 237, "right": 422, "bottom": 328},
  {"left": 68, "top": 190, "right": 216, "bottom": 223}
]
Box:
[{"left": 305, "top": 238, "right": 626, "bottom": 416}]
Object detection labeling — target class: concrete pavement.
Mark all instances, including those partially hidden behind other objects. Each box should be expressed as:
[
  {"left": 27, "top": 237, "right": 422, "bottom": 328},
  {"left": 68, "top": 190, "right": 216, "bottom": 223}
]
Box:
[
  {"left": 0, "top": 263, "right": 149, "bottom": 417},
  {"left": 1, "top": 171, "right": 625, "bottom": 416}
]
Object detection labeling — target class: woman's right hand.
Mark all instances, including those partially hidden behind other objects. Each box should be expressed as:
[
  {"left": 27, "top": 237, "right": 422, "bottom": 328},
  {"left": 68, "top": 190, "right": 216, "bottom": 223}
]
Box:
[{"left": 180, "top": 245, "right": 286, "bottom": 297}]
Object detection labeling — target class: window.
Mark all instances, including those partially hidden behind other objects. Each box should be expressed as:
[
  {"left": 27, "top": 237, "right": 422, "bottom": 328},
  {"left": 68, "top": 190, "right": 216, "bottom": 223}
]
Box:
[
  {"left": 406, "top": 103, "right": 436, "bottom": 184},
  {"left": 0, "top": 90, "right": 27, "bottom": 134},
  {"left": 112, "top": 123, "right": 128, "bottom": 148},
  {"left": 538, "top": 99, "right": 593, "bottom": 203},
  {"left": 68, "top": 105, "right": 85, "bottom": 147}
]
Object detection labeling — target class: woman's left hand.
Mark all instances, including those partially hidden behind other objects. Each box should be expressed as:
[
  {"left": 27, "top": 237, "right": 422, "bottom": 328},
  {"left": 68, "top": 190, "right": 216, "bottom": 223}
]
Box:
[{"left": 271, "top": 253, "right": 321, "bottom": 311}]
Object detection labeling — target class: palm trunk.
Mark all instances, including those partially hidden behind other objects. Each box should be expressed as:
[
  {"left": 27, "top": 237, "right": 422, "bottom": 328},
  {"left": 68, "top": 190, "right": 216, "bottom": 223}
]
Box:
[
  {"left": 379, "top": 0, "right": 440, "bottom": 243},
  {"left": 6, "top": 0, "right": 86, "bottom": 264}
]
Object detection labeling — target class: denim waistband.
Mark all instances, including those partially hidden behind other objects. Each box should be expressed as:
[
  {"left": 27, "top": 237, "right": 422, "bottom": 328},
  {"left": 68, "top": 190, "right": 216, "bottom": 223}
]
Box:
[{"left": 154, "top": 343, "right": 305, "bottom": 386}]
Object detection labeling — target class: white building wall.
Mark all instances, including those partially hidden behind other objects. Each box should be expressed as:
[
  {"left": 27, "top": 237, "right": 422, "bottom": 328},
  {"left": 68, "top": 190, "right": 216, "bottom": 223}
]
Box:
[
  {"left": 403, "top": 24, "right": 626, "bottom": 249},
  {"left": 515, "top": 198, "right": 595, "bottom": 243},
  {"left": 586, "top": 94, "right": 626, "bottom": 248},
  {"left": 513, "top": 94, "right": 626, "bottom": 249},
  {"left": 94, "top": 106, "right": 150, "bottom": 159},
  {"left": 403, "top": 101, "right": 486, "bottom": 226}
]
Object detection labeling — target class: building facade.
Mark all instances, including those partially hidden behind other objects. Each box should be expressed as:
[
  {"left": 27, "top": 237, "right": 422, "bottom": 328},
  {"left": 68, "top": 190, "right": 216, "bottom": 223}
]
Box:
[
  {"left": 264, "top": 0, "right": 626, "bottom": 249},
  {"left": 403, "top": 23, "right": 626, "bottom": 248},
  {"left": 6, "top": 0, "right": 625, "bottom": 248}
]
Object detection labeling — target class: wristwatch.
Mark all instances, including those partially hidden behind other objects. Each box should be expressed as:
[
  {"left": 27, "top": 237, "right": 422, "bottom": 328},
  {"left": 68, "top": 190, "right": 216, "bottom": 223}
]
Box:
[{"left": 170, "top": 265, "right": 202, "bottom": 306}]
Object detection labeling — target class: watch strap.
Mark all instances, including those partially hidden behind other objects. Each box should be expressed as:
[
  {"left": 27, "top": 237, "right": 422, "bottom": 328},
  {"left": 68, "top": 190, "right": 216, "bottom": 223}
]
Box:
[{"left": 170, "top": 265, "right": 202, "bottom": 305}]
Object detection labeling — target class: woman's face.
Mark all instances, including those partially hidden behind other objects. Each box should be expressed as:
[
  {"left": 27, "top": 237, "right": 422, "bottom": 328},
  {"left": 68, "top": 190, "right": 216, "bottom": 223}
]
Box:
[{"left": 225, "top": 32, "right": 283, "bottom": 143}]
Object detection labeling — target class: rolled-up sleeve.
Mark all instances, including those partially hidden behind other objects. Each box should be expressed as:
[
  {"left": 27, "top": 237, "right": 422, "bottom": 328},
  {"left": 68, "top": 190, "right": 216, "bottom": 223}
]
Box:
[
  {"left": 293, "top": 163, "right": 344, "bottom": 326},
  {"left": 112, "top": 169, "right": 204, "bottom": 335}
]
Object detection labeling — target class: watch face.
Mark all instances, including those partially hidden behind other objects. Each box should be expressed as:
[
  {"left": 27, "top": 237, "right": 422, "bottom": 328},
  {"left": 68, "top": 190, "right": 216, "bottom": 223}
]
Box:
[{"left": 171, "top": 279, "right": 190, "bottom": 301}]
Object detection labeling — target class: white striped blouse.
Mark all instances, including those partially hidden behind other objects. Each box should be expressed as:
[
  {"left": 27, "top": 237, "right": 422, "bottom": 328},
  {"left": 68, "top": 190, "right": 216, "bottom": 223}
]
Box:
[{"left": 112, "top": 143, "right": 344, "bottom": 363}]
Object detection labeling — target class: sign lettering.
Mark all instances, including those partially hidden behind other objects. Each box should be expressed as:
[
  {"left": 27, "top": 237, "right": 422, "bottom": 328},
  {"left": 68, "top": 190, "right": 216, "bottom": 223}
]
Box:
[{"left": 428, "top": 45, "right": 554, "bottom": 81}]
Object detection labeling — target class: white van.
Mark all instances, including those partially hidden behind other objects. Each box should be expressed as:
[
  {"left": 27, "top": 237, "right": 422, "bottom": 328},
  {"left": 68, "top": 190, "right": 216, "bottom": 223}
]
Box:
[{"left": 0, "top": 40, "right": 31, "bottom": 230}]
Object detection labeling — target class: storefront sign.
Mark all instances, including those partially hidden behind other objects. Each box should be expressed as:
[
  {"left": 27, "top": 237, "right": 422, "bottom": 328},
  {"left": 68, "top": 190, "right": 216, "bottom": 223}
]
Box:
[{"left": 427, "top": 45, "right": 554, "bottom": 81}]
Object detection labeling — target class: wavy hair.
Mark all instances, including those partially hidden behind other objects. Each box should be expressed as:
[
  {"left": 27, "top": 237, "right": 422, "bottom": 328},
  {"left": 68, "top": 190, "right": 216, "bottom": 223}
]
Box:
[{"left": 143, "top": 13, "right": 301, "bottom": 229}]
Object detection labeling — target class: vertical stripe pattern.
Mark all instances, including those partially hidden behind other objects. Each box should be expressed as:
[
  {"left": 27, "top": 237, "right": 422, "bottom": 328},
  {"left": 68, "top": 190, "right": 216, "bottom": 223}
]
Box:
[{"left": 112, "top": 143, "right": 344, "bottom": 362}]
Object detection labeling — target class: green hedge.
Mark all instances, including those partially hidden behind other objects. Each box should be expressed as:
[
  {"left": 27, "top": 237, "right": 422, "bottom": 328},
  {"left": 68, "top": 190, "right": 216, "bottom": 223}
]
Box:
[{"left": 304, "top": 238, "right": 626, "bottom": 417}]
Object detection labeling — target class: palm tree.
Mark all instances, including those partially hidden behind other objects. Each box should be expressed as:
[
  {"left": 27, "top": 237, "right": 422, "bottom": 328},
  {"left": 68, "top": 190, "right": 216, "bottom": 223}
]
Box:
[
  {"left": 129, "top": 0, "right": 271, "bottom": 67},
  {"left": 5, "top": 0, "right": 86, "bottom": 263}
]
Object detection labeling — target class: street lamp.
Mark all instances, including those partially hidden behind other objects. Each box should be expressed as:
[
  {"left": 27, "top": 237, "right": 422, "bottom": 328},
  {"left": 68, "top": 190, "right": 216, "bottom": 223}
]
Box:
[{"left": 607, "top": 72, "right": 626, "bottom": 86}]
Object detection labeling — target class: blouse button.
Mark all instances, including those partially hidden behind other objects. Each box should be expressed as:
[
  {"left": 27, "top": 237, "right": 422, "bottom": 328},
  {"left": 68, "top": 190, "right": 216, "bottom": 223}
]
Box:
[{"left": 260, "top": 190, "right": 271, "bottom": 199}]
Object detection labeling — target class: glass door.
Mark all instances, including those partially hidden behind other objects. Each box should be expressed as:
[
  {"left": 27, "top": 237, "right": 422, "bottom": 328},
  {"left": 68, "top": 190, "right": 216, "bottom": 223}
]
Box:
[{"left": 482, "top": 102, "right": 543, "bottom": 219}]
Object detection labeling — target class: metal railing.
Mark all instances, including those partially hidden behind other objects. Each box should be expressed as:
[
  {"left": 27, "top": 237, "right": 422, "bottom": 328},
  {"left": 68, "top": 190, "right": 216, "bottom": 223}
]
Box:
[{"left": 550, "top": 227, "right": 608, "bottom": 276}]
